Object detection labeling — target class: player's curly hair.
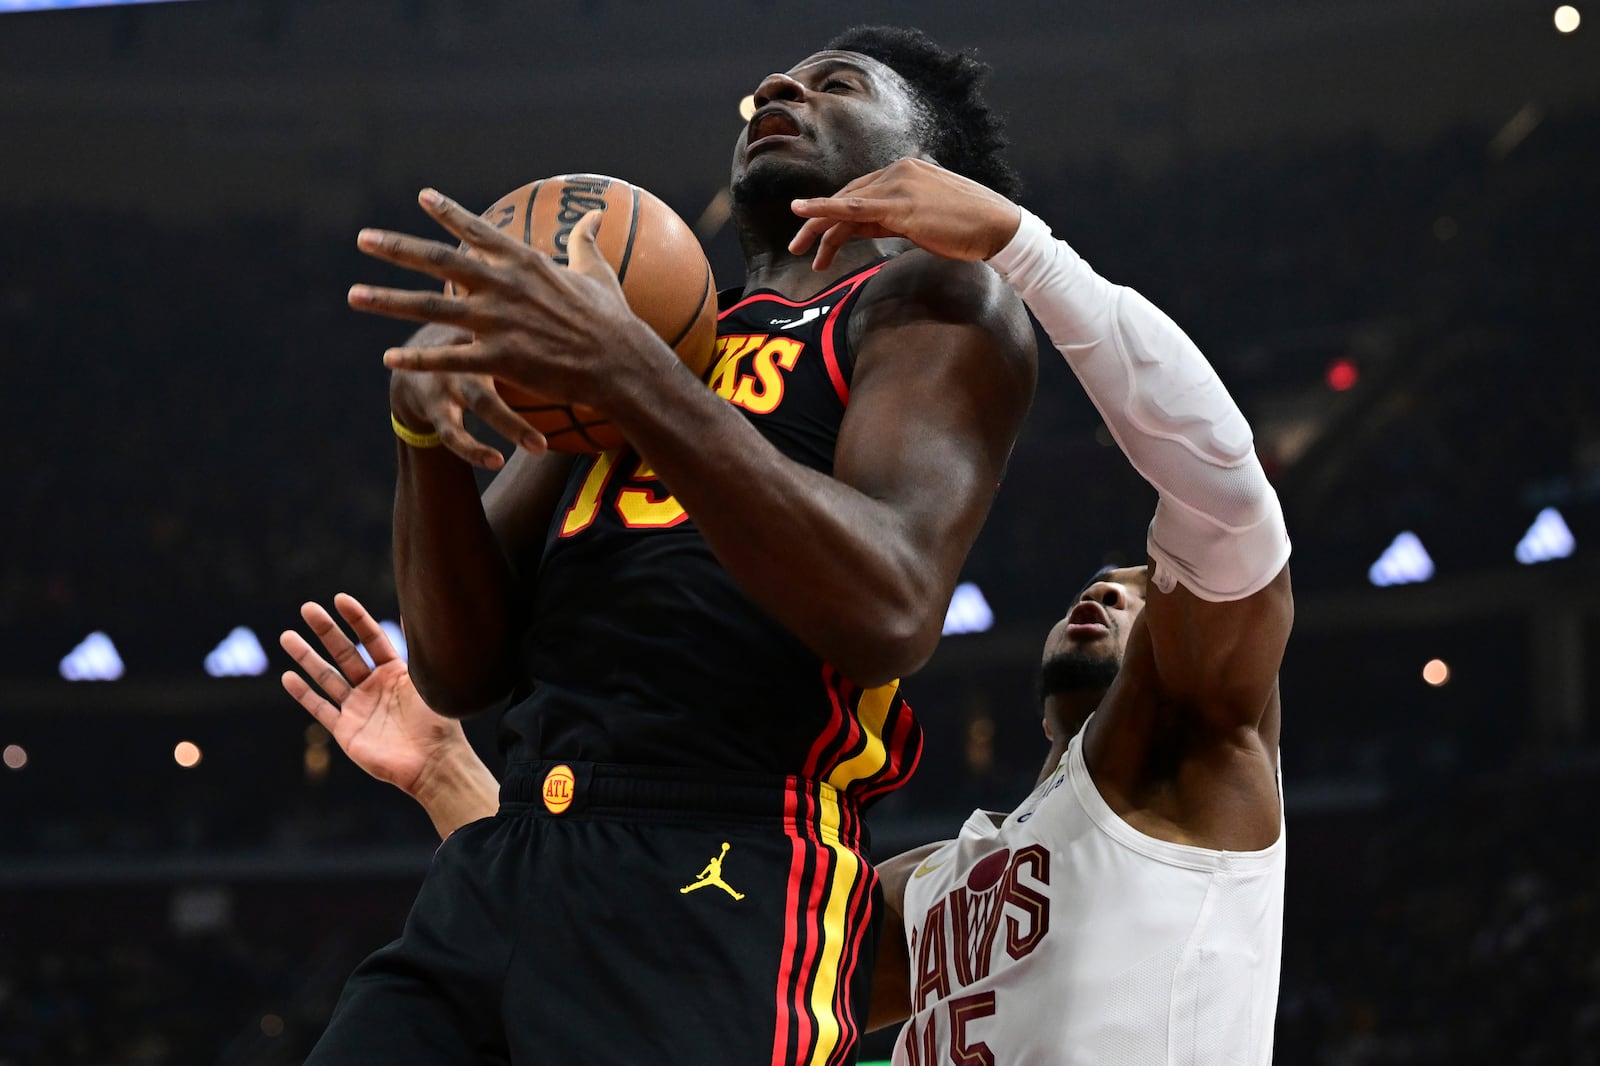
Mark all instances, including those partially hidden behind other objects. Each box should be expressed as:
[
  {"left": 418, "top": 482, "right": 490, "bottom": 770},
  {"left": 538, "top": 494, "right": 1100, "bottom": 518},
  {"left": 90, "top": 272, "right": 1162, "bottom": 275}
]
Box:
[{"left": 825, "top": 25, "right": 1021, "bottom": 201}]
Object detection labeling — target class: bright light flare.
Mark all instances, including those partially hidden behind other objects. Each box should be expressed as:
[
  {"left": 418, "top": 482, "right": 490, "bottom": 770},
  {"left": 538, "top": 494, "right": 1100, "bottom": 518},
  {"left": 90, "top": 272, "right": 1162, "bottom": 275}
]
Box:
[
  {"left": 2, "top": 744, "right": 26, "bottom": 770},
  {"left": 738, "top": 94, "right": 757, "bottom": 121},
  {"left": 1554, "top": 5, "right": 1581, "bottom": 32},
  {"left": 1369, "top": 532, "right": 1435, "bottom": 587},
  {"left": 174, "top": 741, "right": 203, "bottom": 768},
  {"left": 1516, "top": 507, "right": 1576, "bottom": 564},
  {"left": 1422, "top": 659, "right": 1451, "bottom": 686},
  {"left": 943, "top": 582, "right": 994, "bottom": 635},
  {"left": 1325, "top": 358, "right": 1359, "bottom": 392}
]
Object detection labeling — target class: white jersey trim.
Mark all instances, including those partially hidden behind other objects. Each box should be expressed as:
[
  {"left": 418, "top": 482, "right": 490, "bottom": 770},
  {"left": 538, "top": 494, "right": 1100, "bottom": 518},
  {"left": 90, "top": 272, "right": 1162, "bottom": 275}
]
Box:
[{"left": 1066, "top": 727, "right": 1285, "bottom": 873}]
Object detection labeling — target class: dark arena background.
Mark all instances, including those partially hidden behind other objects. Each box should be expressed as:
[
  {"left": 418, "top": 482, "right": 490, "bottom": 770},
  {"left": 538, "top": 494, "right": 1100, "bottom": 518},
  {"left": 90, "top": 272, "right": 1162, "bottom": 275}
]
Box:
[{"left": 2, "top": 1, "right": 1598, "bottom": 1063}]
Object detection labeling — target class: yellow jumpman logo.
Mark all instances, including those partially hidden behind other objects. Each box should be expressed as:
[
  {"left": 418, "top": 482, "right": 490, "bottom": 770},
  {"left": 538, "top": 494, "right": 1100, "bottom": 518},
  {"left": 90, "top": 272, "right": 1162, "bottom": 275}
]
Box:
[{"left": 680, "top": 842, "right": 745, "bottom": 901}]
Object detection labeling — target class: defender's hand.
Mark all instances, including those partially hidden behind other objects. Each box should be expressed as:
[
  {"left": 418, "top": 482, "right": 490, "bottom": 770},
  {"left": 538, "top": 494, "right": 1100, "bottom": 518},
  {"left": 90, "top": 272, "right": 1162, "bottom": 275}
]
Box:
[
  {"left": 279, "top": 593, "right": 470, "bottom": 798},
  {"left": 788, "top": 158, "right": 1023, "bottom": 271}
]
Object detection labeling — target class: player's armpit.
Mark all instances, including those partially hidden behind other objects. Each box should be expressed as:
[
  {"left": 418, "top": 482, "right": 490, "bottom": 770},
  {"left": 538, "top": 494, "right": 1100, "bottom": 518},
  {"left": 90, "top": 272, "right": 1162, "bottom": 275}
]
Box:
[
  {"left": 866, "top": 916, "right": 913, "bottom": 1032},
  {"left": 481, "top": 447, "right": 579, "bottom": 587}
]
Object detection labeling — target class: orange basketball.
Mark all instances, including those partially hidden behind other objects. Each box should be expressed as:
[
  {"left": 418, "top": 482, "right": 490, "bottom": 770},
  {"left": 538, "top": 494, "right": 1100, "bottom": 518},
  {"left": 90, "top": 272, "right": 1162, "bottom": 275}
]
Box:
[{"left": 453, "top": 174, "right": 719, "bottom": 453}]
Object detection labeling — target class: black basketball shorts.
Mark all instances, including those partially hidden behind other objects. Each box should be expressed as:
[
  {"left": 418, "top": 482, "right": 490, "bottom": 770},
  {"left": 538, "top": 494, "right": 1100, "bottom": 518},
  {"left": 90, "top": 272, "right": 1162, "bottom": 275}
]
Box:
[{"left": 305, "top": 760, "right": 884, "bottom": 1066}]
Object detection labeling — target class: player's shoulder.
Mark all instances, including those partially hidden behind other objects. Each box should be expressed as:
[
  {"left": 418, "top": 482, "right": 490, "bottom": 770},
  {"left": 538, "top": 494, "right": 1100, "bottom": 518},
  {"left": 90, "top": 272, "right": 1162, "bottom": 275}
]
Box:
[{"left": 851, "top": 247, "right": 1033, "bottom": 350}]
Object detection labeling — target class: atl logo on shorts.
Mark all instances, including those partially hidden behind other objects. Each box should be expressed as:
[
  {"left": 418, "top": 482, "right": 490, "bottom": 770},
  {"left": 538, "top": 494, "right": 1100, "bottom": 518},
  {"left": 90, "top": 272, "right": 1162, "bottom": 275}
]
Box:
[{"left": 541, "top": 765, "right": 575, "bottom": 814}]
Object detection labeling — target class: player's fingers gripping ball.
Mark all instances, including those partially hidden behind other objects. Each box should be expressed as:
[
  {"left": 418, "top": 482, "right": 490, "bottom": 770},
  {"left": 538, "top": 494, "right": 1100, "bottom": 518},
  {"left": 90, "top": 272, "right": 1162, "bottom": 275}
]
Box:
[{"left": 447, "top": 174, "right": 719, "bottom": 453}]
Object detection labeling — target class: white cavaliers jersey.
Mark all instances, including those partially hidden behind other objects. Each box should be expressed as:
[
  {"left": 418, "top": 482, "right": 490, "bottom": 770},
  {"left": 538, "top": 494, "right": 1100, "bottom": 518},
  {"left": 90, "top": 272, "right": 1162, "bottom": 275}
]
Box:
[{"left": 892, "top": 726, "right": 1285, "bottom": 1066}]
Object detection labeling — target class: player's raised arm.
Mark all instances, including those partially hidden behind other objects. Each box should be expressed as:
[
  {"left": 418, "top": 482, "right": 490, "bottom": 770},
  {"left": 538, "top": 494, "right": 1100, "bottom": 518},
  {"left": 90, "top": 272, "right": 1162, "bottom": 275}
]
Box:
[
  {"left": 381, "top": 318, "right": 578, "bottom": 717},
  {"left": 796, "top": 158, "right": 1290, "bottom": 723},
  {"left": 363, "top": 192, "right": 1036, "bottom": 687},
  {"left": 984, "top": 202, "right": 1291, "bottom": 734}
]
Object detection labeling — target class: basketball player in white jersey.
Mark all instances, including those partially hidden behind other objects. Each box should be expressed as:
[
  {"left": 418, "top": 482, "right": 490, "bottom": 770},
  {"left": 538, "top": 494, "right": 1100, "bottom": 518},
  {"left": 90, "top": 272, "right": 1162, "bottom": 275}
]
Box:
[
  {"left": 789, "top": 159, "right": 1291, "bottom": 1064},
  {"left": 281, "top": 158, "right": 1290, "bottom": 1064}
]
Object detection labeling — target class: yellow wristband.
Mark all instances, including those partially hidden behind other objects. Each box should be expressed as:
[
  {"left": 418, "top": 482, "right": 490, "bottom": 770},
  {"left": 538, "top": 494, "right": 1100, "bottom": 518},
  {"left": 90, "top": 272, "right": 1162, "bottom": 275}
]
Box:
[{"left": 391, "top": 412, "right": 443, "bottom": 449}]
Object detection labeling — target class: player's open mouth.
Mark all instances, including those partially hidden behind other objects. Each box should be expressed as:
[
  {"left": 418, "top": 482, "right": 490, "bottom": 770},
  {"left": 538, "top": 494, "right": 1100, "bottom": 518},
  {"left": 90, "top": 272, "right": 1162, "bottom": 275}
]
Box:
[
  {"left": 747, "top": 108, "right": 803, "bottom": 153},
  {"left": 1064, "top": 601, "right": 1111, "bottom": 637}
]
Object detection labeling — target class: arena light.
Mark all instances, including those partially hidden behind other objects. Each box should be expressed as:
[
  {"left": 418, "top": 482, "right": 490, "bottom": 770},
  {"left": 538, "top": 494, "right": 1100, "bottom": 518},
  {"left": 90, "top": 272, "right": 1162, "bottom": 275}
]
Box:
[
  {"left": 354, "top": 620, "right": 411, "bottom": 668},
  {"left": 1325, "top": 358, "right": 1359, "bottom": 392},
  {"left": 943, "top": 582, "right": 995, "bottom": 635},
  {"left": 0, "top": 0, "right": 201, "bottom": 10},
  {"left": 1489, "top": 103, "right": 1543, "bottom": 160},
  {"left": 59, "top": 631, "right": 124, "bottom": 681},
  {"left": 203, "top": 626, "right": 269, "bottom": 678},
  {"left": 694, "top": 187, "right": 733, "bottom": 242},
  {"left": 380, "top": 620, "right": 409, "bottom": 662},
  {"left": 1368, "top": 532, "right": 1435, "bottom": 587},
  {"left": 1515, "top": 507, "right": 1575, "bottom": 564},
  {"left": 1554, "top": 5, "right": 1581, "bottom": 32},
  {"left": 3, "top": 744, "right": 26, "bottom": 770},
  {"left": 738, "top": 94, "right": 758, "bottom": 121},
  {"left": 173, "top": 741, "right": 202, "bottom": 768},
  {"left": 1422, "top": 659, "right": 1451, "bottom": 687}
]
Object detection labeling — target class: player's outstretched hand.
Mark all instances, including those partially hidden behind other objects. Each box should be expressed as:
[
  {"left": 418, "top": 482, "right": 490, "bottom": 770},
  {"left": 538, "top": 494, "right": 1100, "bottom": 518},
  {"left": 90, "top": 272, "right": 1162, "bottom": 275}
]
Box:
[
  {"left": 789, "top": 158, "right": 1023, "bottom": 271},
  {"left": 350, "top": 191, "right": 659, "bottom": 430},
  {"left": 279, "top": 592, "right": 469, "bottom": 798}
]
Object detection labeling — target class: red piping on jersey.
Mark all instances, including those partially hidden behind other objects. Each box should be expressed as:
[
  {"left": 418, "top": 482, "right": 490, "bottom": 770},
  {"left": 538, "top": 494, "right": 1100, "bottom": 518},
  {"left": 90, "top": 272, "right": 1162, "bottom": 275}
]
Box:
[
  {"left": 802, "top": 665, "right": 850, "bottom": 780},
  {"left": 857, "top": 698, "right": 923, "bottom": 805},
  {"left": 719, "top": 263, "right": 888, "bottom": 407},
  {"left": 818, "top": 297, "right": 854, "bottom": 406},
  {"left": 824, "top": 675, "right": 867, "bottom": 787},
  {"left": 718, "top": 263, "right": 887, "bottom": 319}
]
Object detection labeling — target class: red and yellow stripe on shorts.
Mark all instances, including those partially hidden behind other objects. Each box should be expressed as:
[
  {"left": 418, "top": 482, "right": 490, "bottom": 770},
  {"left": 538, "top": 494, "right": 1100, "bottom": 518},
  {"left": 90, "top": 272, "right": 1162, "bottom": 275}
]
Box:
[{"left": 769, "top": 667, "right": 923, "bottom": 1065}]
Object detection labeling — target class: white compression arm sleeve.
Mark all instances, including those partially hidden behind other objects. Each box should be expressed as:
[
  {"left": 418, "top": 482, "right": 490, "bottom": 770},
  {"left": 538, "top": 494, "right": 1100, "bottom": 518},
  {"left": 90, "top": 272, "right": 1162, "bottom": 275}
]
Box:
[{"left": 987, "top": 207, "right": 1290, "bottom": 602}]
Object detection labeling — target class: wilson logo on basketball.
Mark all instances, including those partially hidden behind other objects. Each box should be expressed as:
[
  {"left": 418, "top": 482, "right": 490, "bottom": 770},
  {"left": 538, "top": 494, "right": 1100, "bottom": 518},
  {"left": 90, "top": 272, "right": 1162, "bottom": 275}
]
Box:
[
  {"left": 541, "top": 765, "right": 576, "bottom": 814},
  {"left": 551, "top": 175, "right": 611, "bottom": 262}
]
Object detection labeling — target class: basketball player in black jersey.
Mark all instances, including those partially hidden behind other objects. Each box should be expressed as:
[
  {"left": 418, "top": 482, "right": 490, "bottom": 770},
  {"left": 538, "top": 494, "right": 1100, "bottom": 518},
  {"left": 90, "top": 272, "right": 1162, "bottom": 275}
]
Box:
[
  {"left": 288, "top": 154, "right": 1292, "bottom": 1063},
  {"left": 307, "top": 26, "right": 1035, "bottom": 1066}
]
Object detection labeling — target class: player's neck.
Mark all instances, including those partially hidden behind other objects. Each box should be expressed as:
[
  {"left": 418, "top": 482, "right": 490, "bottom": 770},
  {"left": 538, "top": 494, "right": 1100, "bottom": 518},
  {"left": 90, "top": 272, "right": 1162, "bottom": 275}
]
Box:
[
  {"left": 1034, "top": 690, "right": 1102, "bottom": 786},
  {"left": 734, "top": 198, "right": 910, "bottom": 297},
  {"left": 740, "top": 237, "right": 909, "bottom": 300},
  {"left": 1035, "top": 740, "right": 1070, "bottom": 788},
  {"left": 1043, "top": 691, "right": 1104, "bottom": 749}
]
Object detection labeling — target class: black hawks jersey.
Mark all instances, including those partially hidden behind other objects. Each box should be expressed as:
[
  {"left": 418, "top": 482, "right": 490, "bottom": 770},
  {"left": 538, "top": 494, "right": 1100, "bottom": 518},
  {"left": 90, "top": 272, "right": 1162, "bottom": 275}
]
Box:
[{"left": 501, "top": 259, "right": 923, "bottom": 809}]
